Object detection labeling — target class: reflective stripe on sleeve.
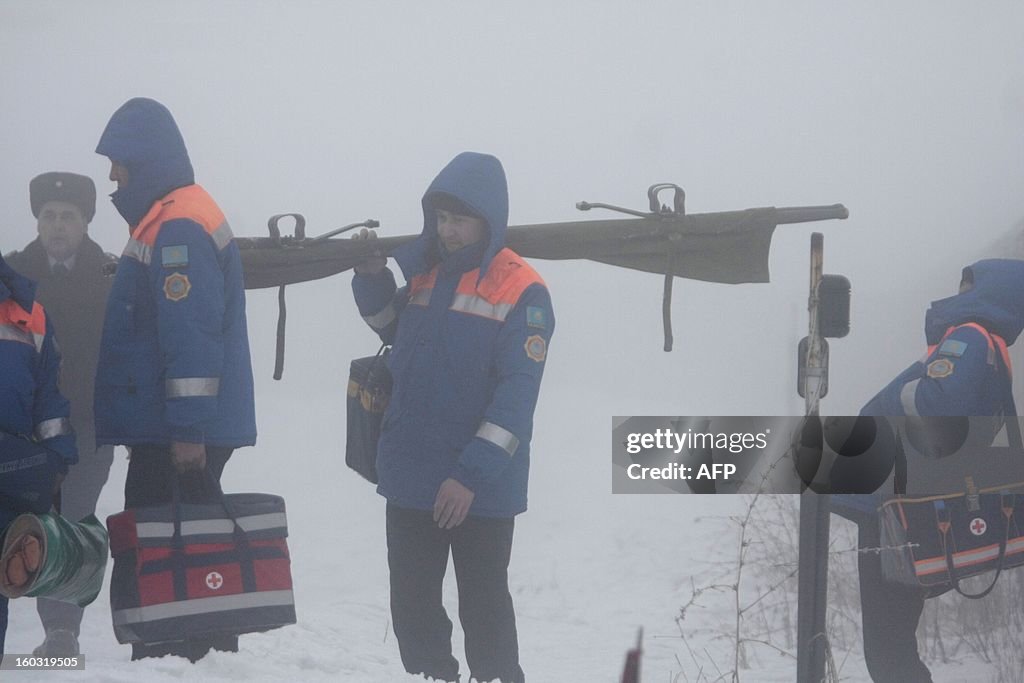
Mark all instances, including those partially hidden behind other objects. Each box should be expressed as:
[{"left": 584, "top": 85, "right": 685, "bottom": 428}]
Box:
[
  {"left": 210, "top": 221, "right": 235, "bottom": 251},
  {"left": 363, "top": 302, "right": 396, "bottom": 330},
  {"left": 476, "top": 421, "right": 519, "bottom": 457},
  {"left": 166, "top": 377, "right": 221, "bottom": 398},
  {"left": 900, "top": 380, "right": 920, "bottom": 417},
  {"left": 0, "top": 323, "right": 35, "bottom": 348},
  {"left": 409, "top": 288, "right": 432, "bottom": 306},
  {"left": 35, "top": 417, "right": 72, "bottom": 441},
  {"left": 449, "top": 294, "right": 514, "bottom": 322},
  {"left": 123, "top": 239, "right": 153, "bottom": 264}
]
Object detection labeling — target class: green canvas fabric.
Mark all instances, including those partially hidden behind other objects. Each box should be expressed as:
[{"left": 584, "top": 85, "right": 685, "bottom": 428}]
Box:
[{"left": 1, "top": 512, "right": 108, "bottom": 607}]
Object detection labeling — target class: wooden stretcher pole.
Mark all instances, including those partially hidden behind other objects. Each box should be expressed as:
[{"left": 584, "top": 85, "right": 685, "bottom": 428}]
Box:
[{"left": 805, "top": 233, "right": 825, "bottom": 415}]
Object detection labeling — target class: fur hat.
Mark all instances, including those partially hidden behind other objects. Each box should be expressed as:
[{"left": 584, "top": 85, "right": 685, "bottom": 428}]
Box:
[{"left": 30, "top": 172, "right": 96, "bottom": 222}]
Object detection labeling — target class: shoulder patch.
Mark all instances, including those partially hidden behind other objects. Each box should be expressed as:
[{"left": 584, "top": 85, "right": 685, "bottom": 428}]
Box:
[
  {"left": 527, "top": 306, "right": 547, "bottom": 329},
  {"left": 938, "top": 339, "right": 967, "bottom": 358},
  {"left": 161, "top": 245, "right": 189, "bottom": 268},
  {"left": 163, "top": 273, "right": 191, "bottom": 301},
  {"left": 926, "top": 358, "right": 955, "bottom": 379},
  {"left": 525, "top": 334, "right": 547, "bottom": 362}
]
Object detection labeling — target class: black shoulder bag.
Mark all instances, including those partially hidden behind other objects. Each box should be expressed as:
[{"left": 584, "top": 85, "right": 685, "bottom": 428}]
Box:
[{"left": 345, "top": 344, "right": 392, "bottom": 483}]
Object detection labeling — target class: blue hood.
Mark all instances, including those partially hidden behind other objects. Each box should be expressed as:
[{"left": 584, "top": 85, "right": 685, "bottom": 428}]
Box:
[
  {"left": 925, "top": 259, "right": 1024, "bottom": 346},
  {"left": 0, "top": 252, "right": 37, "bottom": 312},
  {"left": 95, "top": 98, "right": 195, "bottom": 226},
  {"left": 393, "top": 152, "right": 509, "bottom": 282}
]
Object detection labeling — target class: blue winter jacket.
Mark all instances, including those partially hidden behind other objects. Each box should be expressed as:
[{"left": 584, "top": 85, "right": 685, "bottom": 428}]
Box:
[
  {"left": 834, "top": 258, "right": 1024, "bottom": 517},
  {"left": 352, "top": 152, "right": 554, "bottom": 517},
  {"left": 0, "top": 253, "right": 76, "bottom": 467},
  {"left": 93, "top": 98, "right": 256, "bottom": 447}
]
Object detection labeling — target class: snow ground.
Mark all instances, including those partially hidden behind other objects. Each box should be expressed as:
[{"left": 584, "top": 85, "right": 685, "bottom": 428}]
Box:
[
  {"left": 0, "top": 300, "right": 1014, "bottom": 683},
  {"left": 4, "top": 385, "right": 760, "bottom": 682},
  {"left": 2, "top": 2, "right": 1023, "bottom": 680}
]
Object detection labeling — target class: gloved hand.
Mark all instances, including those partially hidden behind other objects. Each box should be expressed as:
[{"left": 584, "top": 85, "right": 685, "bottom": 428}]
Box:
[{"left": 352, "top": 228, "right": 387, "bottom": 275}]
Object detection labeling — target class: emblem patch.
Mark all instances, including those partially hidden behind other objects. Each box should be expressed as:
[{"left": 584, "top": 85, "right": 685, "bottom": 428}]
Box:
[
  {"left": 161, "top": 244, "right": 189, "bottom": 268},
  {"left": 938, "top": 339, "right": 967, "bottom": 358},
  {"left": 524, "top": 334, "right": 547, "bottom": 362},
  {"left": 926, "top": 358, "right": 954, "bottom": 378},
  {"left": 205, "top": 571, "right": 224, "bottom": 590},
  {"left": 969, "top": 517, "right": 987, "bottom": 536},
  {"left": 163, "top": 273, "right": 191, "bottom": 301},
  {"left": 527, "top": 306, "right": 547, "bottom": 329}
]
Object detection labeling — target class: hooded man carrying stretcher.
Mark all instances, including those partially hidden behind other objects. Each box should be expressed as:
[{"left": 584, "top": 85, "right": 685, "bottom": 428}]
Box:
[{"left": 351, "top": 152, "right": 554, "bottom": 683}]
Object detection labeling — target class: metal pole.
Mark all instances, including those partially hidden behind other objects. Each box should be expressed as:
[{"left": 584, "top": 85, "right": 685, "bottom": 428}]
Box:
[
  {"left": 797, "top": 232, "right": 831, "bottom": 683},
  {"left": 797, "top": 493, "right": 831, "bottom": 683}
]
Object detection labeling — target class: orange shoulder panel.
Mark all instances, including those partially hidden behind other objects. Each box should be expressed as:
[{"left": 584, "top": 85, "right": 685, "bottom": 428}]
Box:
[
  {"left": 132, "top": 185, "right": 226, "bottom": 246},
  {"left": 0, "top": 299, "right": 47, "bottom": 337},
  {"left": 409, "top": 268, "right": 439, "bottom": 296},
  {"left": 927, "top": 322, "right": 1012, "bottom": 373},
  {"left": 476, "top": 248, "right": 545, "bottom": 305}
]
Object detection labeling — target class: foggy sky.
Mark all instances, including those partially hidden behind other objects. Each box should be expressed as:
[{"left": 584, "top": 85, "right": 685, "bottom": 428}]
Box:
[
  {"left": 3, "top": 1, "right": 1023, "bottom": 432},
  {"left": 3, "top": 4, "right": 1024, "bottom": 678}
]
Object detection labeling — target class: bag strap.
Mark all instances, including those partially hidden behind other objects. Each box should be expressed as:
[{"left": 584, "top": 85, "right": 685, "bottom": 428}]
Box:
[
  {"left": 953, "top": 322, "right": 1020, "bottom": 448},
  {"left": 169, "top": 477, "right": 189, "bottom": 601},
  {"left": 367, "top": 342, "right": 391, "bottom": 383},
  {"left": 997, "top": 352, "right": 1022, "bottom": 449},
  {"left": 937, "top": 494, "right": 1014, "bottom": 599},
  {"left": 1005, "top": 408, "right": 1022, "bottom": 450},
  {"left": 893, "top": 424, "right": 908, "bottom": 496},
  {"left": 195, "top": 468, "right": 258, "bottom": 593},
  {"left": 168, "top": 466, "right": 258, "bottom": 597}
]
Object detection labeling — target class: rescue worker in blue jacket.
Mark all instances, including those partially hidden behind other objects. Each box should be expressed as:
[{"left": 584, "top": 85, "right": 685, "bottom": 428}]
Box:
[
  {"left": 352, "top": 152, "right": 554, "bottom": 683},
  {"left": 0, "top": 251, "right": 76, "bottom": 655},
  {"left": 93, "top": 97, "right": 257, "bottom": 662},
  {"left": 833, "top": 258, "right": 1024, "bottom": 682},
  {"left": 5, "top": 171, "right": 117, "bottom": 657}
]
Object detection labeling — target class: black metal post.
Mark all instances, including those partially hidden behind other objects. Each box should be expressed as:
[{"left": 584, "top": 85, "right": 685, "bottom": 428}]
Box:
[
  {"left": 797, "top": 232, "right": 831, "bottom": 683},
  {"left": 797, "top": 491, "right": 831, "bottom": 683}
]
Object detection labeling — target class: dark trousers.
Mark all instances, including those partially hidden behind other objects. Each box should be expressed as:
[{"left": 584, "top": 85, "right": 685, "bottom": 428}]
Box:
[
  {"left": 386, "top": 503, "right": 524, "bottom": 683},
  {"left": 0, "top": 514, "right": 9, "bottom": 655},
  {"left": 858, "top": 521, "right": 933, "bottom": 682},
  {"left": 0, "top": 595, "right": 7, "bottom": 656},
  {"left": 36, "top": 441, "right": 115, "bottom": 636},
  {"left": 1, "top": 512, "right": 16, "bottom": 656},
  {"left": 124, "top": 444, "right": 237, "bottom": 662}
]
